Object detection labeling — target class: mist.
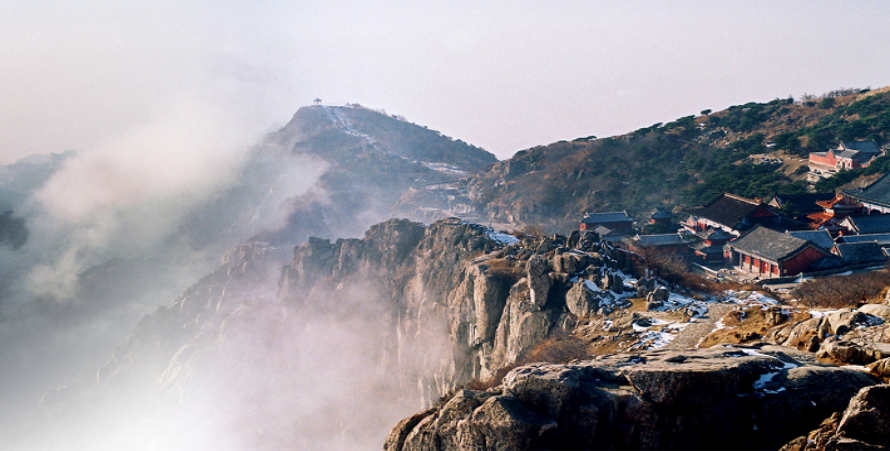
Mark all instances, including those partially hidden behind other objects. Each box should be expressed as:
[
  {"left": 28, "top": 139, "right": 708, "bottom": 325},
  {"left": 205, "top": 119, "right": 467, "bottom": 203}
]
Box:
[
  {"left": 0, "top": 91, "right": 331, "bottom": 436},
  {"left": 3, "top": 2, "right": 889, "bottom": 449},
  {"left": 2, "top": 247, "right": 451, "bottom": 451}
]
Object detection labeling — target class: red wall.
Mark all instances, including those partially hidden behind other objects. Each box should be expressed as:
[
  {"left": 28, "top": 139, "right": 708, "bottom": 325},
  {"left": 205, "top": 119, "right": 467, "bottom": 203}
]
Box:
[
  {"left": 783, "top": 246, "right": 826, "bottom": 276},
  {"left": 750, "top": 205, "right": 778, "bottom": 219},
  {"left": 810, "top": 152, "right": 836, "bottom": 167}
]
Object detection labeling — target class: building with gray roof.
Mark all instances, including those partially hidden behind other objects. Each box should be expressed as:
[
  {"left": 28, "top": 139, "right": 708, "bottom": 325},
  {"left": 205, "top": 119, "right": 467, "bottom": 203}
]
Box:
[
  {"left": 846, "top": 172, "right": 890, "bottom": 214},
  {"left": 834, "top": 242, "right": 888, "bottom": 265},
  {"left": 839, "top": 215, "right": 890, "bottom": 235},
  {"left": 786, "top": 230, "right": 835, "bottom": 252},
  {"left": 580, "top": 211, "right": 634, "bottom": 234},
  {"left": 725, "top": 226, "right": 832, "bottom": 278}
]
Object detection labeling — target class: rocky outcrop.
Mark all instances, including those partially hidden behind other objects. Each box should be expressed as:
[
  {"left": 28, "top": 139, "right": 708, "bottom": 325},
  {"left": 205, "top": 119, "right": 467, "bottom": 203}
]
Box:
[
  {"left": 387, "top": 346, "right": 880, "bottom": 451},
  {"left": 277, "top": 220, "right": 635, "bottom": 384},
  {"left": 767, "top": 307, "right": 890, "bottom": 367},
  {"left": 781, "top": 384, "right": 890, "bottom": 451}
]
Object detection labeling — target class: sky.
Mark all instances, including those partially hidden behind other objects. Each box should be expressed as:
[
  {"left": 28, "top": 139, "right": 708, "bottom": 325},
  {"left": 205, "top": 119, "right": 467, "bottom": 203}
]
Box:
[{"left": 2, "top": 1, "right": 890, "bottom": 162}]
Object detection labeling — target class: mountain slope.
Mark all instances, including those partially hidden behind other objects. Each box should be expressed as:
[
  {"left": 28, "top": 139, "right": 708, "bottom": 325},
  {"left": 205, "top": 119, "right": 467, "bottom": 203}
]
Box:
[{"left": 454, "top": 87, "right": 890, "bottom": 230}]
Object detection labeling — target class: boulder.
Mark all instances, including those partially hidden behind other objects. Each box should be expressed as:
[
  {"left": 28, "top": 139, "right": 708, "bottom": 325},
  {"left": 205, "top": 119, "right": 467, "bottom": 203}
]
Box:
[
  {"left": 565, "top": 281, "right": 604, "bottom": 317},
  {"left": 636, "top": 278, "right": 656, "bottom": 297},
  {"left": 527, "top": 255, "right": 551, "bottom": 310},
  {"left": 536, "top": 237, "right": 557, "bottom": 254},
  {"left": 765, "top": 306, "right": 788, "bottom": 326},
  {"left": 823, "top": 310, "right": 884, "bottom": 336},
  {"left": 552, "top": 253, "right": 587, "bottom": 274},
  {"left": 867, "top": 357, "right": 890, "bottom": 380},
  {"left": 780, "top": 385, "right": 890, "bottom": 451},
  {"left": 566, "top": 230, "right": 581, "bottom": 249},
  {"left": 860, "top": 304, "right": 890, "bottom": 322},
  {"left": 646, "top": 300, "right": 664, "bottom": 311},
  {"left": 817, "top": 339, "right": 869, "bottom": 364},
  {"left": 646, "top": 286, "right": 670, "bottom": 303},
  {"left": 837, "top": 385, "right": 890, "bottom": 445},
  {"left": 602, "top": 272, "right": 624, "bottom": 293}
]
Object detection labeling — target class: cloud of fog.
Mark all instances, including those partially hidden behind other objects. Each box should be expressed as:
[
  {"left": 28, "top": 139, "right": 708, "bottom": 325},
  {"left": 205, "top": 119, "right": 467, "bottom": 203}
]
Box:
[
  {"left": 22, "top": 95, "right": 246, "bottom": 297},
  {"left": 3, "top": 265, "right": 453, "bottom": 451},
  {"left": 36, "top": 96, "right": 248, "bottom": 223},
  {"left": 0, "top": 90, "right": 330, "bottom": 433}
]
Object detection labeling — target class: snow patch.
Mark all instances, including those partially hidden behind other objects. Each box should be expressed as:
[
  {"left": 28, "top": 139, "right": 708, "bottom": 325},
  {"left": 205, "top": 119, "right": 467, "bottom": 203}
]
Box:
[
  {"left": 486, "top": 230, "right": 519, "bottom": 246},
  {"left": 421, "top": 161, "right": 468, "bottom": 175},
  {"left": 809, "top": 309, "right": 842, "bottom": 319},
  {"left": 738, "top": 347, "right": 800, "bottom": 394},
  {"left": 583, "top": 280, "right": 604, "bottom": 293},
  {"left": 639, "top": 331, "right": 675, "bottom": 350},
  {"left": 725, "top": 290, "right": 778, "bottom": 307}
]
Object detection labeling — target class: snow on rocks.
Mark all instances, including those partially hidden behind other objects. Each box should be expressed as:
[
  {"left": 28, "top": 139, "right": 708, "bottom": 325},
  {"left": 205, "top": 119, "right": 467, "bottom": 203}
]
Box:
[{"left": 485, "top": 230, "right": 519, "bottom": 246}]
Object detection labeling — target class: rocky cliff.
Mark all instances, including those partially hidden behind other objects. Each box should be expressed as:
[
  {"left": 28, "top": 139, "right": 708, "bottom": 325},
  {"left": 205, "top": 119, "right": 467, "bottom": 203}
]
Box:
[
  {"left": 22, "top": 215, "right": 890, "bottom": 450},
  {"left": 385, "top": 346, "right": 878, "bottom": 451}
]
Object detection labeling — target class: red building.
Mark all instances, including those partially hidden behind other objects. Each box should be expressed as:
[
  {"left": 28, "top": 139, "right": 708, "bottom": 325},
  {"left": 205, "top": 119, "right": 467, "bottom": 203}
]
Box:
[
  {"left": 580, "top": 211, "right": 635, "bottom": 234},
  {"left": 684, "top": 193, "right": 778, "bottom": 236},
  {"left": 724, "top": 226, "right": 833, "bottom": 278},
  {"left": 809, "top": 140, "right": 883, "bottom": 171}
]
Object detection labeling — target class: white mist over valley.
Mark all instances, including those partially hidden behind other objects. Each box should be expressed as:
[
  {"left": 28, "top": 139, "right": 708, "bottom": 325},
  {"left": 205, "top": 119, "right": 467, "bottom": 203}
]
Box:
[{"left": 3, "top": 3, "right": 890, "bottom": 451}]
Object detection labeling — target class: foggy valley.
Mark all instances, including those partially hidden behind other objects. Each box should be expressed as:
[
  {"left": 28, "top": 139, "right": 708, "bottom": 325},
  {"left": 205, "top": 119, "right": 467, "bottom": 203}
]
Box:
[{"left": 5, "top": 3, "right": 890, "bottom": 451}]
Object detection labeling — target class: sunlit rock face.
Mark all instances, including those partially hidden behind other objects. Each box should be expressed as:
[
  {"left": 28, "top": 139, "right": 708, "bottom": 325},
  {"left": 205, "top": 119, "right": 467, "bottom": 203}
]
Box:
[{"left": 386, "top": 346, "right": 879, "bottom": 451}]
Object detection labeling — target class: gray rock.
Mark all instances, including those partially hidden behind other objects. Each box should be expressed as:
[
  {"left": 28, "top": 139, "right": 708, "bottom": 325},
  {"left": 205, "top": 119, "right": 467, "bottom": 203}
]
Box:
[
  {"left": 859, "top": 304, "right": 890, "bottom": 322},
  {"left": 780, "top": 384, "right": 890, "bottom": 451},
  {"left": 825, "top": 310, "right": 884, "bottom": 336},
  {"left": 387, "top": 346, "right": 880, "bottom": 451},
  {"left": 646, "top": 286, "right": 670, "bottom": 303},
  {"left": 565, "top": 281, "right": 603, "bottom": 317},
  {"left": 527, "top": 255, "right": 551, "bottom": 309},
  {"left": 536, "top": 237, "right": 557, "bottom": 254},
  {"left": 646, "top": 300, "right": 664, "bottom": 311},
  {"left": 636, "top": 278, "right": 656, "bottom": 297},
  {"left": 566, "top": 230, "right": 581, "bottom": 249},
  {"left": 602, "top": 272, "right": 624, "bottom": 293},
  {"left": 837, "top": 385, "right": 890, "bottom": 445}
]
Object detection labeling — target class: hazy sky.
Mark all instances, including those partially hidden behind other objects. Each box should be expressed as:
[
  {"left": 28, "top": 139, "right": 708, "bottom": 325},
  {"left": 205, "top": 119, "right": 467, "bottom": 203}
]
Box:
[{"left": 2, "top": 1, "right": 890, "bottom": 162}]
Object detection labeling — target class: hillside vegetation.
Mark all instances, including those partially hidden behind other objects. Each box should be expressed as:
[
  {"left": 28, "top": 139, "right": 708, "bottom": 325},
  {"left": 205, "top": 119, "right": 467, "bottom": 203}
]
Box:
[{"left": 463, "top": 87, "right": 890, "bottom": 229}]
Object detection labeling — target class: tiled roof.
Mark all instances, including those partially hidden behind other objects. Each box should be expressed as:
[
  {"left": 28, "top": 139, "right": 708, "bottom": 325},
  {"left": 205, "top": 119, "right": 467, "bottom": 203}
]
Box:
[
  {"left": 727, "top": 226, "right": 814, "bottom": 261},
  {"left": 771, "top": 192, "right": 836, "bottom": 213},
  {"left": 689, "top": 193, "right": 767, "bottom": 229},
  {"left": 835, "top": 242, "right": 887, "bottom": 264},
  {"left": 838, "top": 233, "right": 890, "bottom": 246},
  {"left": 582, "top": 211, "right": 633, "bottom": 224},
  {"left": 836, "top": 150, "right": 862, "bottom": 160},
  {"left": 634, "top": 234, "right": 687, "bottom": 247},
  {"left": 840, "top": 140, "right": 881, "bottom": 155},
  {"left": 787, "top": 230, "right": 835, "bottom": 251},
  {"left": 848, "top": 173, "right": 890, "bottom": 207},
  {"left": 650, "top": 208, "right": 673, "bottom": 220},
  {"left": 846, "top": 215, "right": 890, "bottom": 234},
  {"left": 700, "top": 228, "right": 733, "bottom": 241}
]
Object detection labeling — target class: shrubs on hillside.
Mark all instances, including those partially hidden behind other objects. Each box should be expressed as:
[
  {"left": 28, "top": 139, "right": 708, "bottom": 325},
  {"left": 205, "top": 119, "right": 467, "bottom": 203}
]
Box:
[
  {"left": 485, "top": 258, "right": 524, "bottom": 283},
  {"left": 795, "top": 270, "right": 890, "bottom": 308}
]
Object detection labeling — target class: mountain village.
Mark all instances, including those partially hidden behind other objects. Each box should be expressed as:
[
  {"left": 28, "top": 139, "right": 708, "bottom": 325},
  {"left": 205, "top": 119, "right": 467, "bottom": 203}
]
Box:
[{"left": 587, "top": 140, "right": 890, "bottom": 285}]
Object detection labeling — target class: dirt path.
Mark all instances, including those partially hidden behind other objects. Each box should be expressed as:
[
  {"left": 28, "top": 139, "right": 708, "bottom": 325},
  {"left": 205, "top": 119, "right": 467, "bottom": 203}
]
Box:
[{"left": 665, "top": 302, "right": 737, "bottom": 350}]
